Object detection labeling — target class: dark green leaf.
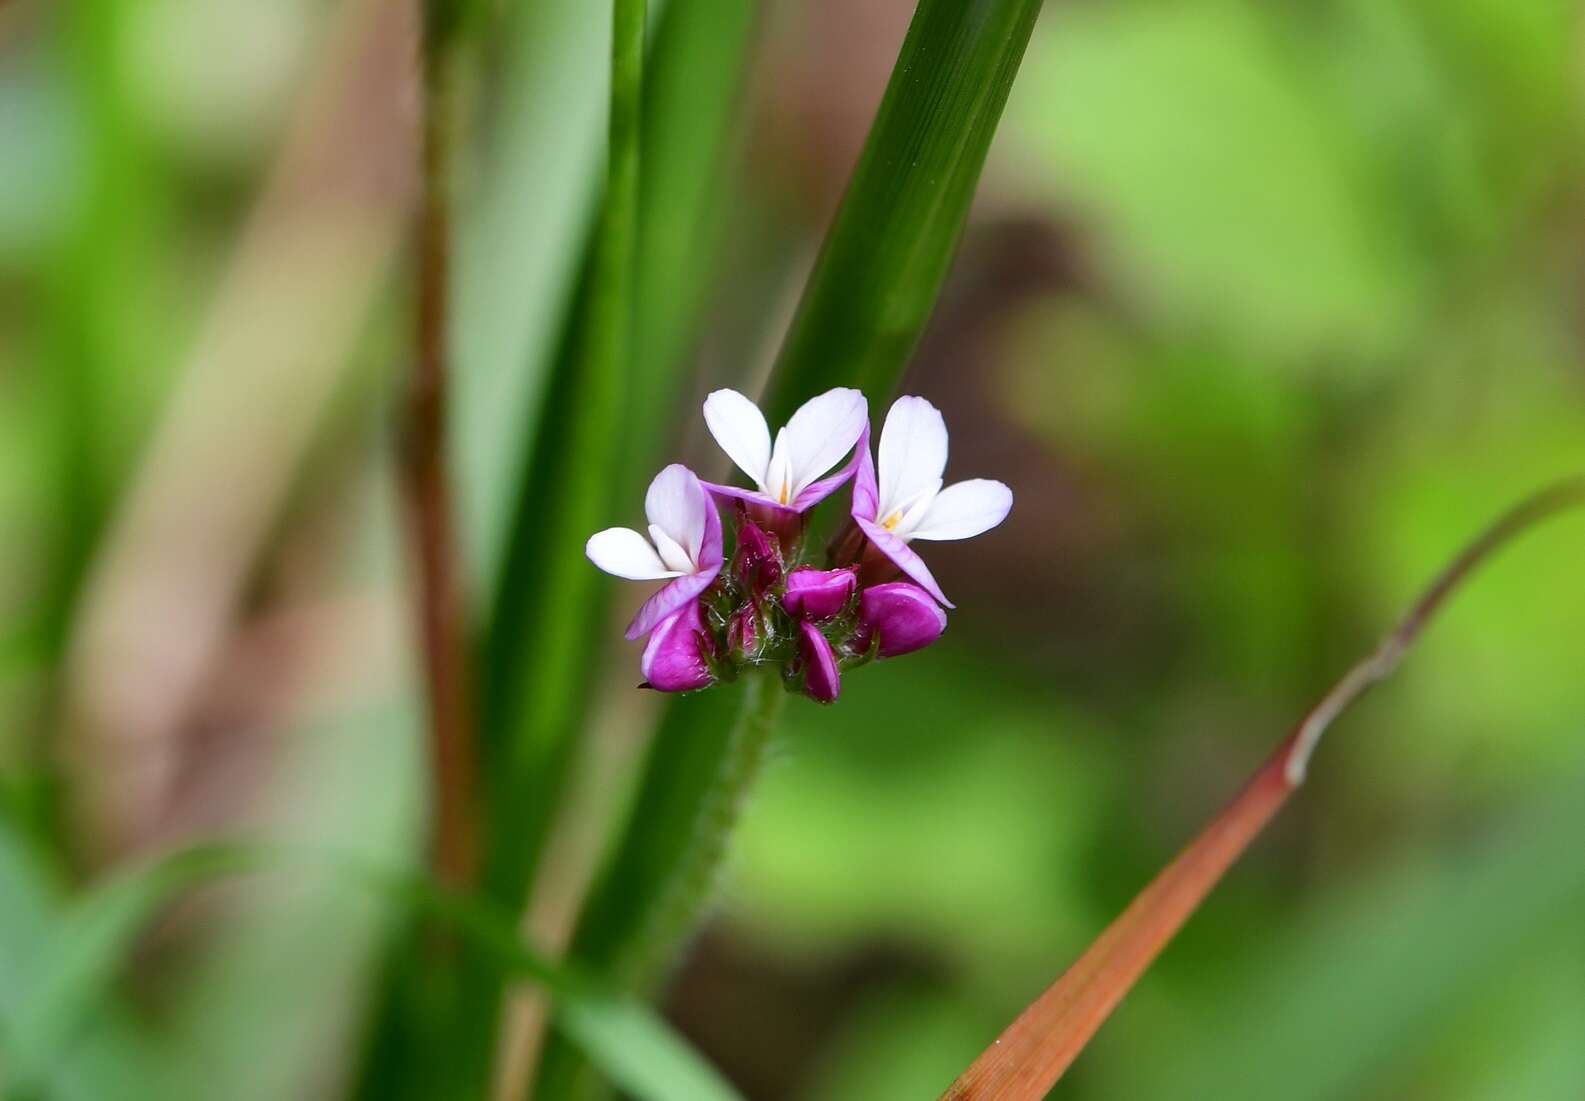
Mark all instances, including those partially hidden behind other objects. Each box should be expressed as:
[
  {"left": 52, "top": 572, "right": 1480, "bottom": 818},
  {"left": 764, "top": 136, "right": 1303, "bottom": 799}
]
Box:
[{"left": 762, "top": 0, "right": 1043, "bottom": 424}]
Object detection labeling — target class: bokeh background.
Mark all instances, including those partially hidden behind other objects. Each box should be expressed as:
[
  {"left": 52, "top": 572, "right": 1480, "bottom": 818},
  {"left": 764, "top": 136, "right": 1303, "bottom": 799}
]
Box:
[{"left": 3, "top": 0, "right": 1585, "bottom": 1098}]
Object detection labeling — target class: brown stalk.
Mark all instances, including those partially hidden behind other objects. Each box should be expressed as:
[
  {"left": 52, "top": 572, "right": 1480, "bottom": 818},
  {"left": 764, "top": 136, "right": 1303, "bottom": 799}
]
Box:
[
  {"left": 942, "top": 475, "right": 1585, "bottom": 1101},
  {"left": 405, "top": 31, "right": 477, "bottom": 887}
]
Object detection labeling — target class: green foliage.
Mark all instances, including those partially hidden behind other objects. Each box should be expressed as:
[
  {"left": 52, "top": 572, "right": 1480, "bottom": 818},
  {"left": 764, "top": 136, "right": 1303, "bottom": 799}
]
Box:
[
  {"left": 4, "top": 0, "right": 1584, "bottom": 1096},
  {"left": 538, "top": 3, "right": 1047, "bottom": 1095}
]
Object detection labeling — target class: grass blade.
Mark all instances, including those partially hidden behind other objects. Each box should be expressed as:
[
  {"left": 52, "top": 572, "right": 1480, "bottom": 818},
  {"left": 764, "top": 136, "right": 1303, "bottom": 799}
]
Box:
[
  {"left": 621, "top": 0, "right": 760, "bottom": 498},
  {"left": 480, "top": 0, "right": 647, "bottom": 905},
  {"left": 762, "top": 0, "right": 1042, "bottom": 423},
  {"left": 0, "top": 823, "right": 168, "bottom": 1100},
  {"left": 0, "top": 833, "right": 742, "bottom": 1101},
  {"left": 941, "top": 476, "right": 1585, "bottom": 1100},
  {"left": 539, "top": 4, "right": 1043, "bottom": 1094}
]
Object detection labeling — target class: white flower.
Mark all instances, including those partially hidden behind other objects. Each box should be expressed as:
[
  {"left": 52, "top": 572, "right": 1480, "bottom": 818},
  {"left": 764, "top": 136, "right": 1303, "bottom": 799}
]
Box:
[
  {"left": 852, "top": 396, "right": 1013, "bottom": 606},
  {"left": 701, "top": 387, "right": 868, "bottom": 511},
  {"left": 586, "top": 464, "right": 723, "bottom": 639}
]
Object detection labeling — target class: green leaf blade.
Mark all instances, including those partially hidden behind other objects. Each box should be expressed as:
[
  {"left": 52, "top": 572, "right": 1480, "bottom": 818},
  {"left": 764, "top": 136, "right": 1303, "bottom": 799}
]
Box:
[{"left": 763, "top": 0, "right": 1042, "bottom": 423}]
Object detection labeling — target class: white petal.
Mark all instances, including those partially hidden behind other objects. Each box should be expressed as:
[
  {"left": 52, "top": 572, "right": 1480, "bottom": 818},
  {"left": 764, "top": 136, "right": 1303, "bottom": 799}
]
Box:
[
  {"left": 890, "top": 478, "right": 943, "bottom": 540},
  {"left": 779, "top": 387, "right": 868, "bottom": 499},
  {"left": 644, "top": 464, "right": 707, "bottom": 561},
  {"left": 763, "top": 429, "right": 795, "bottom": 504},
  {"left": 649, "top": 523, "right": 695, "bottom": 574},
  {"left": 909, "top": 479, "right": 1013, "bottom": 541},
  {"left": 877, "top": 396, "right": 948, "bottom": 520},
  {"left": 703, "top": 389, "right": 772, "bottom": 488},
  {"left": 586, "top": 528, "right": 680, "bottom": 580}
]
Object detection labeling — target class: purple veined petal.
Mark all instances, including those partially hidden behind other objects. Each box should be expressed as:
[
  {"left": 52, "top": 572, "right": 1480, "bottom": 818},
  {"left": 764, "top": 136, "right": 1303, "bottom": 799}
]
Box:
[
  {"left": 850, "top": 424, "right": 881, "bottom": 523},
  {"left": 856, "top": 581, "right": 948, "bottom": 658},
  {"left": 696, "top": 484, "right": 725, "bottom": 570},
  {"left": 783, "top": 567, "right": 858, "bottom": 621},
  {"left": 625, "top": 568, "right": 717, "bottom": 641},
  {"left": 855, "top": 516, "right": 953, "bottom": 608},
  {"left": 640, "top": 601, "right": 714, "bottom": 692},
  {"left": 798, "top": 620, "right": 841, "bottom": 704},
  {"left": 702, "top": 480, "right": 793, "bottom": 514}
]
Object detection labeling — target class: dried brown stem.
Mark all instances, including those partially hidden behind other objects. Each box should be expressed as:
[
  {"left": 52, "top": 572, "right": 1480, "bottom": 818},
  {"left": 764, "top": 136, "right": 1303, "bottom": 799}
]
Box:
[
  {"left": 405, "top": 34, "right": 477, "bottom": 887},
  {"left": 941, "top": 475, "right": 1585, "bottom": 1101}
]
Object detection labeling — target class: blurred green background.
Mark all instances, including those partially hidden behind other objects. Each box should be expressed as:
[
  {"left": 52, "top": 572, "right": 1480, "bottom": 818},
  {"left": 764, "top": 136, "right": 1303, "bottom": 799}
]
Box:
[{"left": 3, "top": 0, "right": 1584, "bottom": 1098}]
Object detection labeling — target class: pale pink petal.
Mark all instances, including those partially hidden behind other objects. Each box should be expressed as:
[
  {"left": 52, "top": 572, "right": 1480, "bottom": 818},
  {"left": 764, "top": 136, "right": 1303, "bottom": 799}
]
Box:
[
  {"left": 644, "top": 463, "right": 708, "bottom": 561},
  {"left": 586, "top": 528, "right": 679, "bottom": 581},
  {"left": 702, "top": 389, "right": 772, "bottom": 488},
  {"left": 909, "top": 479, "right": 1013, "bottom": 541},
  {"left": 877, "top": 396, "right": 948, "bottom": 520},
  {"left": 856, "top": 516, "right": 953, "bottom": 608},
  {"left": 779, "top": 388, "right": 868, "bottom": 499},
  {"left": 850, "top": 425, "right": 880, "bottom": 523},
  {"left": 696, "top": 489, "right": 724, "bottom": 572},
  {"left": 624, "top": 571, "right": 716, "bottom": 641}
]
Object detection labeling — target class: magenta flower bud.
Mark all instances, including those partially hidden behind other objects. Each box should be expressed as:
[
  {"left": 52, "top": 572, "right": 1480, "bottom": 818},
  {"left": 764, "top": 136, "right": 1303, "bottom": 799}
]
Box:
[
  {"left": 854, "top": 582, "right": 947, "bottom": 658},
  {"left": 797, "top": 621, "right": 841, "bottom": 704},
  {"left": 726, "top": 605, "right": 759, "bottom": 658},
  {"left": 782, "top": 567, "right": 858, "bottom": 621},
  {"left": 640, "top": 601, "right": 714, "bottom": 692},
  {"left": 732, "top": 518, "right": 783, "bottom": 593}
]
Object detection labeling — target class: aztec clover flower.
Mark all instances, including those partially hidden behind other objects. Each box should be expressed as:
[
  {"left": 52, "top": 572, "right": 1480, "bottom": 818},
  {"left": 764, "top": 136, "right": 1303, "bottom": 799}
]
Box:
[
  {"left": 851, "top": 396, "right": 1013, "bottom": 607},
  {"left": 587, "top": 392, "right": 1008, "bottom": 702},
  {"left": 585, "top": 463, "right": 724, "bottom": 640},
  {"left": 701, "top": 387, "right": 868, "bottom": 513}
]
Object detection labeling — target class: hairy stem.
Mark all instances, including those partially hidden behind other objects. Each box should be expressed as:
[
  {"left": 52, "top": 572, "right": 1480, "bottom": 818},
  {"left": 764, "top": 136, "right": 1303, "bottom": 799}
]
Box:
[
  {"left": 407, "top": 32, "right": 477, "bottom": 887},
  {"left": 942, "top": 475, "right": 1585, "bottom": 1101},
  {"left": 626, "top": 673, "right": 785, "bottom": 985}
]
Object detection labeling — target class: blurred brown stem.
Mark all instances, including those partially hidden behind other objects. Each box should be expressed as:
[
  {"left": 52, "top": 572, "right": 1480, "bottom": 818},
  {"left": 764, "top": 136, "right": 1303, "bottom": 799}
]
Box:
[
  {"left": 406, "top": 31, "right": 476, "bottom": 887},
  {"left": 942, "top": 474, "right": 1585, "bottom": 1101}
]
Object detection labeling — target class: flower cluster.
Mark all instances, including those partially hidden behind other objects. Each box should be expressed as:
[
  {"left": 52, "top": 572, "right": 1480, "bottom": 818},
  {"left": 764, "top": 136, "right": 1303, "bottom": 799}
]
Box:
[{"left": 586, "top": 389, "right": 1012, "bottom": 703}]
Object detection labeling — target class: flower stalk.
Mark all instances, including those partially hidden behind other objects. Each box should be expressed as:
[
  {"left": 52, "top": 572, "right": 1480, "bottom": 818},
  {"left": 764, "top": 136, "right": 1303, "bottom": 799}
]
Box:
[
  {"left": 941, "top": 475, "right": 1585, "bottom": 1101},
  {"left": 624, "top": 671, "right": 786, "bottom": 985}
]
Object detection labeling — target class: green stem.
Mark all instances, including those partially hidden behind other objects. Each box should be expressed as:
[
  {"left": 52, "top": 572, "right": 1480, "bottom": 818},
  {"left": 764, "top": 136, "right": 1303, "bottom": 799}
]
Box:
[
  {"left": 624, "top": 673, "right": 785, "bottom": 985},
  {"left": 532, "top": 676, "right": 784, "bottom": 1100}
]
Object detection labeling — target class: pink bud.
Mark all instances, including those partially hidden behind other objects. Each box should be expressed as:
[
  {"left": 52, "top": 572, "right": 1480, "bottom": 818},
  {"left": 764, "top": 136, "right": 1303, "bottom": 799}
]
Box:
[
  {"left": 726, "top": 605, "right": 759, "bottom": 658},
  {"left": 782, "top": 567, "right": 858, "bottom": 622},
  {"left": 732, "top": 519, "right": 783, "bottom": 593},
  {"left": 798, "top": 621, "right": 841, "bottom": 703},
  {"left": 854, "top": 582, "right": 947, "bottom": 658},
  {"left": 640, "top": 601, "right": 714, "bottom": 692}
]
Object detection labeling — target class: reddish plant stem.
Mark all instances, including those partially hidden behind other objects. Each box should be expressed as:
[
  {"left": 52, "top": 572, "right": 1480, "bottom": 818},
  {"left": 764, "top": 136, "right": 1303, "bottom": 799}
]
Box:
[
  {"left": 405, "top": 36, "right": 476, "bottom": 887},
  {"left": 942, "top": 475, "right": 1585, "bottom": 1101}
]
